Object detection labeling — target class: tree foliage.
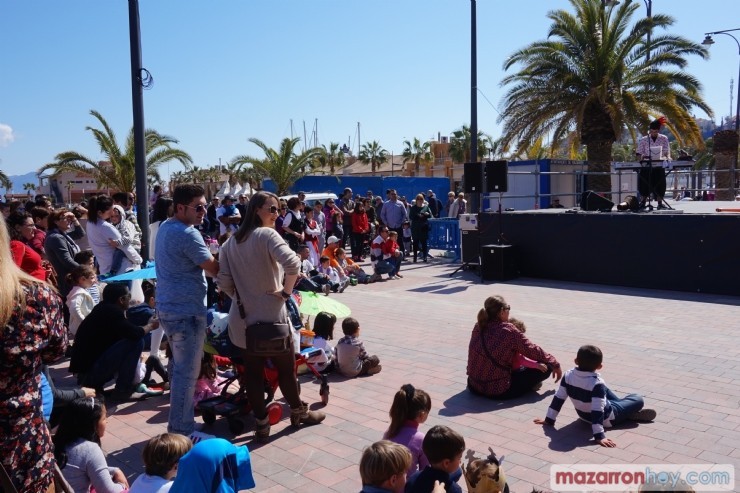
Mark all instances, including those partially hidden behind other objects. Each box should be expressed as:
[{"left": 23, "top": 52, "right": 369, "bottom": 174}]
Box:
[
  {"left": 358, "top": 141, "right": 388, "bottom": 176},
  {"left": 38, "top": 110, "right": 193, "bottom": 193}
]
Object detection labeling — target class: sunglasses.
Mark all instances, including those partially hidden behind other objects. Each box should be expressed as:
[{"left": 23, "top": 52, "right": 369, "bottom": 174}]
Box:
[
  {"left": 185, "top": 204, "right": 207, "bottom": 213},
  {"left": 268, "top": 205, "right": 279, "bottom": 213},
  {"left": 502, "top": 305, "right": 511, "bottom": 311}
]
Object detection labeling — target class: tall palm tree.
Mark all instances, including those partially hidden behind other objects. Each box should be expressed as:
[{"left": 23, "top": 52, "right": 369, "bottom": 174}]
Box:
[
  {"left": 402, "top": 138, "right": 434, "bottom": 176},
  {"left": 498, "top": 0, "right": 712, "bottom": 193},
  {"left": 314, "top": 142, "right": 346, "bottom": 175},
  {"left": 230, "top": 137, "right": 321, "bottom": 196},
  {"left": 448, "top": 125, "right": 491, "bottom": 163},
  {"left": 358, "top": 141, "right": 388, "bottom": 176},
  {"left": 38, "top": 110, "right": 193, "bottom": 193},
  {"left": 0, "top": 168, "right": 11, "bottom": 191},
  {"left": 237, "top": 165, "right": 264, "bottom": 191},
  {"left": 22, "top": 183, "right": 36, "bottom": 196}
]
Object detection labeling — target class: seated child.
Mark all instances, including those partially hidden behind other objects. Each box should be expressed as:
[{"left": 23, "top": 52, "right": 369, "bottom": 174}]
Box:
[
  {"left": 133, "top": 353, "right": 168, "bottom": 396},
  {"left": 382, "top": 231, "right": 403, "bottom": 279},
  {"left": 296, "top": 245, "right": 331, "bottom": 295},
  {"left": 128, "top": 281, "right": 165, "bottom": 359},
  {"left": 169, "top": 438, "right": 255, "bottom": 492},
  {"left": 508, "top": 318, "right": 549, "bottom": 372},
  {"left": 383, "top": 384, "right": 432, "bottom": 475},
  {"left": 534, "top": 345, "right": 657, "bottom": 448},
  {"left": 129, "top": 433, "right": 192, "bottom": 493},
  {"left": 359, "top": 441, "right": 412, "bottom": 493},
  {"left": 402, "top": 220, "right": 412, "bottom": 256},
  {"left": 405, "top": 425, "right": 465, "bottom": 493},
  {"left": 335, "top": 248, "right": 370, "bottom": 284},
  {"left": 194, "top": 353, "right": 227, "bottom": 405},
  {"left": 335, "top": 317, "right": 381, "bottom": 377},
  {"left": 74, "top": 250, "right": 101, "bottom": 304},
  {"left": 318, "top": 255, "right": 347, "bottom": 293},
  {"left": 107, "top": 205, "right": 143, "bottom": 276},
  {"left": 310, "top": 311, "right": 337, "bottom": 373}
]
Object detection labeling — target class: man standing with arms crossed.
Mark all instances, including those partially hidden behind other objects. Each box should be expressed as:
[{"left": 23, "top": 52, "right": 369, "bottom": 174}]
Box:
[{"left": 155, "top": 184, "right": 219, "bottom": 436}]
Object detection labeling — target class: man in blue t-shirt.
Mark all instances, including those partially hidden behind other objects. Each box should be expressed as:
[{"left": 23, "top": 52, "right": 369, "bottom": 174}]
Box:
[{"left": 155, "top": 184, "right": 219, "bottom": 436}]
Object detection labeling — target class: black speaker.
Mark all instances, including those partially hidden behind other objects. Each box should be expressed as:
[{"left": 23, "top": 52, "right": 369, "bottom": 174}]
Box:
[
  {"left": 463, "top": 162, "right": 483, "bottom": 193},
  {"left": 480, "top": 244, "right": 518, "bottom": 281},
  {"left": 485, "top": 160, "right": 508, "bottom": 193},
  {"left": 461, "top": 229, "right": 480, "bottom": 265},
  {"left": 580, "top": 191, "right": 614, "bottom": 211}
]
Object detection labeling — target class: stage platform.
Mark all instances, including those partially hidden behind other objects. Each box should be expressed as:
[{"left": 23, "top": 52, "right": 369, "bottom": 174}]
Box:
[{"left": 478, "top": 202, "right": 739, "bottom": 296}]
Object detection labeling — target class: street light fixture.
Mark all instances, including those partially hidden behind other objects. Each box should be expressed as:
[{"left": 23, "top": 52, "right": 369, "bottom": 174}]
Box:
[{"left": 703, "top": 28, "right": 740, "bottom": 132}]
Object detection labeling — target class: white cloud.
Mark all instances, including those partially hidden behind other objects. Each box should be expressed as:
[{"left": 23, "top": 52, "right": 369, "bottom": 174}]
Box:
[{"left": 0, "top": 123, "right": 15, "bottom": 147}]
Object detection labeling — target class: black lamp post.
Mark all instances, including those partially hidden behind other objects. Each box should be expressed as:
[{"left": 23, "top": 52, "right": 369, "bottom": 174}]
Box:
[
  {"left": 703, "top": 29, "right": 740, "bottom": 132},
  {"left": 469, "top": 0, "right": 479, "bottom": 213}
]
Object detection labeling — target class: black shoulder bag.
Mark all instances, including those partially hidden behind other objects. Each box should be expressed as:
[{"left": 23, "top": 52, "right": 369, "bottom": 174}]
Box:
[{"left": 234, "top": 286, "right": 293, "bottom": 357}]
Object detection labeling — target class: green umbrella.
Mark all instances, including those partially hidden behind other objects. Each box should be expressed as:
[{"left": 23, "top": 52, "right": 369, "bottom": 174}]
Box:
[{"left": 296, "top": 291, "right": 352, "bottom": 318}]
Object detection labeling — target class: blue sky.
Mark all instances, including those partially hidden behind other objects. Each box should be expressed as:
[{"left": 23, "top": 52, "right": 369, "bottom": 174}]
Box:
[{"left": 1, "top": 0, "right": 739, "bottom": 180}]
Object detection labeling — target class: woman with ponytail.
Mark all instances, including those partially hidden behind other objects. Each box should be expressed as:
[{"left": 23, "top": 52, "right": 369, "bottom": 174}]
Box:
[
  {"left": 383, "top": 384, "right": 432, "bottom": 474},
  {"left": 467, "top": 295, "right": 561, "bottom": 399}
]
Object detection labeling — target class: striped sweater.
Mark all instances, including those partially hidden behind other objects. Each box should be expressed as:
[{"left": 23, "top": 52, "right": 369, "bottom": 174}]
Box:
[{"left": 544, "top": 368, "right": 615, "bottom": 440}]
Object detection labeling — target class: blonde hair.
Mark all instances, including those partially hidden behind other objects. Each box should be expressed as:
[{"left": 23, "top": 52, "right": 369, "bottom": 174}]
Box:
[
  {"left": 0, "top": 214, "right": 45, "bottom": 327},
  {"left": 359, "top": 441, "right": 411, "bottom": 487},
  {"left": 476, "top": 295, "right": 507, "bottom": 327}
]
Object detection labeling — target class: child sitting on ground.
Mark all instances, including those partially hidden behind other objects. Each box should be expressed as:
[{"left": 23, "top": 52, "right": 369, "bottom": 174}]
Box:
[
  {"left": 383, "top": 384, "right": 432, "bottom": 474},
  {"left": 406, "top": 425, "right": 466, "bottom": 493},
  {"left": 65, "top": 265, "right": 97, "bottom": 337},
  {"left": 318, "top": 255, "right": 347, "bottom": 293},
  {"left": 311, "top": 311, "right": 337, "bottom": 373},
  {"left": 534, "top": 344, "right": 657, "bottom": 448},
  {"left": 336, "top": 247, "right": 370, "bottom": 284},
  {"left": 336, "top": 317, "right": 381, "bottom": 377},
  {"left": 360, "top": 441, "right": 413, "bottom": 493},
  {"left": 194, "top": 352, "right": 227, "bottom": 405},
  {"left": 129, "top": 433, "right": 192, "bottom": 493},
  {"left": 508, "top": 318, "right": 549, "bottom": 373}
]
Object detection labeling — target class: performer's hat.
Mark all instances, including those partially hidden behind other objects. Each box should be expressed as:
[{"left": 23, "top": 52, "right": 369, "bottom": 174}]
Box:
[{"left": 649, "top": 116, "right": 667, "bottom": 130}]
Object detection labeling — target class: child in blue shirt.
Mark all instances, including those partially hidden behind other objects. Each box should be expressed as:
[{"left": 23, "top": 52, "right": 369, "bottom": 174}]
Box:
[{"left": 405, "top": 425, "right": 465, "bottom": 493}]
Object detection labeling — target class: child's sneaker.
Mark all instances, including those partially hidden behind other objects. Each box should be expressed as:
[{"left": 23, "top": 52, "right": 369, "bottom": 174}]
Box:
[
  {"left": 338, "top": 280, "right": 349, "bottom": 293},
  {"left": 321, "top": 284, "right": 331, "bottom": 296},
  {"left": 626, "top": 408, "right": 657, "bottom": 422},
  {"left": 366, "top": 365, "right": 382, "bottom": 375},
  {"left": 135, "top": 383, "right": 164, "bottom": 396}
]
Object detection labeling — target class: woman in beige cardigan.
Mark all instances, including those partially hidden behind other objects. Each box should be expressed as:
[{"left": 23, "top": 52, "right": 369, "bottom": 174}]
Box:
[{"left": 217, "top": 191, "right": 325, "bottom": 442}]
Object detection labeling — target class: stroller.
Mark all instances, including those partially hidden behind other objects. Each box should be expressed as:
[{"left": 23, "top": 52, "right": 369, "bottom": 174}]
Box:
[{"left": 196, "top": 297, "right": 329, "bottom": 436}]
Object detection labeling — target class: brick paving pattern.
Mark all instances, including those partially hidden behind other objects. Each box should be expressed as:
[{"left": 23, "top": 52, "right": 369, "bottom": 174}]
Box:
[{"left": 50, "top": 257, "right": 740, "bottom": 492}]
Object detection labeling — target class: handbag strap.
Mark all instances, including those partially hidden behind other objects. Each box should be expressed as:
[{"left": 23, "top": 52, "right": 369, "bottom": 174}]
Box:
[{"left": 233, "top": 286, "right": 247, "bottom": 320}]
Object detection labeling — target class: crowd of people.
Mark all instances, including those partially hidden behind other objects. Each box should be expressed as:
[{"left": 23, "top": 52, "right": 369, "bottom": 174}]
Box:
[{"left": 1, "top": 186, "right": 666, "bottom": 493}]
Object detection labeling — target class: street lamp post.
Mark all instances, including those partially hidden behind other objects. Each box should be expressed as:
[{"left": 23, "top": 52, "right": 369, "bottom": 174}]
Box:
[
  {"left": 702, "top": 29, "right": 740, "bottom": 132},
  {"left": 469, "top": 0, "right": 479, "bottom": 213}
]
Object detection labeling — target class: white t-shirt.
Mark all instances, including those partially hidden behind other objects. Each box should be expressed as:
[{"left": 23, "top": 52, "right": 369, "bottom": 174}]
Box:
[{"left": 129, "top": 473, "right": 173, "bottom": 493}]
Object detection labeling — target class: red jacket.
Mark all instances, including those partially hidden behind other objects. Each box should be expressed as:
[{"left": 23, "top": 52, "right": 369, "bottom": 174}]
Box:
[
  {"left": 10, "top": 240, "right": 47, "bottom": 281},
  {"left": 351, "top": 212, "right": 369, "bottom": 234},
  {"left": 381, "top": 238, "right": 399, "bottom": 258}
]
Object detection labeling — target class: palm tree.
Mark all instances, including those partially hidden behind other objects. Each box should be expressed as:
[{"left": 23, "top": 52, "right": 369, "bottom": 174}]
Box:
[
  {"left": 237, "top": 165, "right": 264, "bottom": 191},
  {"left": 498, "top": 0, "right": 712, "bottom": 194},
  {"left": 0, "top": 168, "right": 11, "bottom": 191},
  {"left": 22, "top": 183, "right": 36, "bottom": 196},
  {"left": 402, "top": 138, "right": 434, "bottom": 176},
  {"left": 230, "top": 137, "right": 321, "bottom": 196},
  {"left": 358, "top": 141, "right": 388, "bottom": 176},
  {"left": 314, "top": 142, "right": 346, "bottom": 175},
  {"left": 448, "top": 125, "right": 491, "bottom": 163},
  {"left": 38, "top": 110, "right": 193, "bottom": 193}
]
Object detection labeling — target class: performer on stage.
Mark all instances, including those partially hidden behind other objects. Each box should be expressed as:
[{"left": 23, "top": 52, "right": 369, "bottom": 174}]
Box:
[{"left": 636, "top": 117, "right": 671, "bottom": 209}]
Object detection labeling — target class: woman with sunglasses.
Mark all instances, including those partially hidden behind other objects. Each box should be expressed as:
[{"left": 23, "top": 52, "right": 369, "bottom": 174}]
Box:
[
  {"left": 218, "top": 191, "right": 325, "bottom": 442},
  {"left": 467, "top": 295, "right": 562, "bottom": 399}
]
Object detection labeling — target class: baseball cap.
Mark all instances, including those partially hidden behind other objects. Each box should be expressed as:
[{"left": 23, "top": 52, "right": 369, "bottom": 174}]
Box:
[
  {"left": 223, "top": 194, "right": 234, "bottom": 202},
  {"left": 427, "top": 190, "right": 434, "bottom": 195},
  {"left": 327, "top": 236, "right": 340, "bottom": 245}
]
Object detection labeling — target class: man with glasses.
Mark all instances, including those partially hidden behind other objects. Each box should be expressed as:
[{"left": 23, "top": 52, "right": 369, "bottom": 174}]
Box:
[
  {"left": 380, "top": 189, "right": 408, "bottom": 256},
  {"left": 155, "top": 184, "right": 219, "bottom": 436}
]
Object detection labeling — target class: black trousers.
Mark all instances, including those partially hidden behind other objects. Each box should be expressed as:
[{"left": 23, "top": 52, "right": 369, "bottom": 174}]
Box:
[
  {"left": 638, "top": 166, "right": 667, "bottom": 199},
  {"left": 468, "top": 367, "right": 552, "bottom": 400}
]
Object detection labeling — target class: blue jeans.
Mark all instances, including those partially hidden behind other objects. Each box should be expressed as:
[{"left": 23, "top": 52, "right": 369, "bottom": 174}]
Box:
[
  {"left": 374, "top": 260, "right": 395, "bottom": 276},
  {"left": 84, "top": 337, "right": 144, "bottom": 394},
  {"left": 606, "top": 388, "right": 644, "bottom": 424},
  {"left": 159, "top": 311, "right": 207, "bottom": 435}
]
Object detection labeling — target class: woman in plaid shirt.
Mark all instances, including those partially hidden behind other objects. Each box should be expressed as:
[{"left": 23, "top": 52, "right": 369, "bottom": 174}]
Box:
[{"left": 467, "top": 295, "right": 562, "bottom": 399}]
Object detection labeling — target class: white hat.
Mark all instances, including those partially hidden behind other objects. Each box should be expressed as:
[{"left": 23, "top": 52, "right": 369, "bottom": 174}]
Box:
[{"left": 327, "top": 236, "right": 340, "bottom": 245}]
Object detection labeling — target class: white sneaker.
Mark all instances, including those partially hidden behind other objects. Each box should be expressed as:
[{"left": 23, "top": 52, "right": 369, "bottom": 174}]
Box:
[
  {"left": 321, "top": 284, "right": 331, "bottom": 296},
  {"left": 338, "top": 280, "right": 349, "bottom": 293}
]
